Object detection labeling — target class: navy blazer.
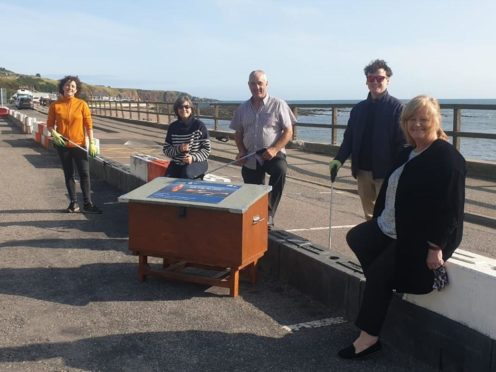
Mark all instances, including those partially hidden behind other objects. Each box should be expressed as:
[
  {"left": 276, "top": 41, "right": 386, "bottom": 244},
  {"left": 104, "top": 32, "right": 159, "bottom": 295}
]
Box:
[{"left": 335, "top": 91, "right": 405, "bottom": 179}]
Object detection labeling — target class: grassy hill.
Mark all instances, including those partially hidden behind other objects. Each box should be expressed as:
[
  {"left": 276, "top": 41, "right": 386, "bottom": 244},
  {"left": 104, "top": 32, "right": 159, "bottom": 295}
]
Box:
[{"left": 0, "top": 67, "right": 213, "bottom": 103}]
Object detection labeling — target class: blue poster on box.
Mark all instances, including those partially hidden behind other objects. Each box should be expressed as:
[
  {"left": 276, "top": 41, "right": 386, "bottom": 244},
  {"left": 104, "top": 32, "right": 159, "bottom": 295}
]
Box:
[{"left": 148, "top": 180, "right": 241, "bottom": 204}]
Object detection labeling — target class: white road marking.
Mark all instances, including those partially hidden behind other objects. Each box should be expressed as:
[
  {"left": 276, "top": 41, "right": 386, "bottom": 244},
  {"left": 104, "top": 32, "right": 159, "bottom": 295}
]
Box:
[
  {"left": 281, "top": 317, "right": 347, "bottom": 332},
  {"left": 286, "top": 225, "right": 356, "bottom": 232}
]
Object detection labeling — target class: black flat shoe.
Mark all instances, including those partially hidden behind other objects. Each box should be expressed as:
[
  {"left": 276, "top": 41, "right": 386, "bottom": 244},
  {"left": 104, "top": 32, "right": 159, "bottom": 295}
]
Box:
[{"left": 338, "top": 340, "right": 382, "bottom": 359}]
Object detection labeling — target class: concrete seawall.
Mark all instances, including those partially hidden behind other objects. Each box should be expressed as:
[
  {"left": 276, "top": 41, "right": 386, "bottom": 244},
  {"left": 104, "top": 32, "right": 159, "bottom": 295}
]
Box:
[{"left": 8, "top": 110, "right": 496, "bottom": 371}]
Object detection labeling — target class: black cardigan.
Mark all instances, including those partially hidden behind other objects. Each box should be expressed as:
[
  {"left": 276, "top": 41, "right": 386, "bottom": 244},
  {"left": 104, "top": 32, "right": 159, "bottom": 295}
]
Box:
[{"left": 373, "top": 139, "right": 466, "bottom": 293}]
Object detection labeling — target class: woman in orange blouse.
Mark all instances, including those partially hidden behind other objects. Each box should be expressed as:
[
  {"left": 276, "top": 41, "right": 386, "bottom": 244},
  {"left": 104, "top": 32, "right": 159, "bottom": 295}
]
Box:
[{"left": 47, "top": 75, "right": 101, "bottom": 214}]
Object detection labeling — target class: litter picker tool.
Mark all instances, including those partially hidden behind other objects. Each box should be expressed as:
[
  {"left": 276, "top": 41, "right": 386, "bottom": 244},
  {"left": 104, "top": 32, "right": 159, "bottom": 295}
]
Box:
[
  {"left": 328, "top": 166, "right": 338, "bottom": 249},
  {"left": 207, "top": 148, "right": 266, "bottom": 174},
  {"left": 123, "top": 139, "right": 162, "bottom": 148},
  {"left": 60, "top": 136, "right": 105, "bottom": 162}
]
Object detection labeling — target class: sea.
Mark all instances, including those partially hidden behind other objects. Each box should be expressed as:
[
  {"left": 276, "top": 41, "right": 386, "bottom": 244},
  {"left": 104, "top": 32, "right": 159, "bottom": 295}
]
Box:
[{"left": 201, "top": 99, "right": 496, "bottom": 163}]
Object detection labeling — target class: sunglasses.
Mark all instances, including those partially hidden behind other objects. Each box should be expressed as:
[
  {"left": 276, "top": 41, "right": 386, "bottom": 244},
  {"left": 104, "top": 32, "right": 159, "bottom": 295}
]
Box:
[
  {"left": 367, "top": 75, "right": 387, "bottom": 83},
  {"left": 179, "top": 105, "right": 191, "bottom": 110}
]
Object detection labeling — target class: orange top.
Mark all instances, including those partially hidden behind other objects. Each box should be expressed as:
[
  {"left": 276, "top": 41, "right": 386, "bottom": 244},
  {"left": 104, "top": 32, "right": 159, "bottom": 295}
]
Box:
[{"left": 47, "top": 96, "right": 93, "bottom": 147}]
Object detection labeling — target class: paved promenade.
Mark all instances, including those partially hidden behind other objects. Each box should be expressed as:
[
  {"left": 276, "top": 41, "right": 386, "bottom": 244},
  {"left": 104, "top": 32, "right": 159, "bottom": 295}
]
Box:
[{"left": 0, "top": 116, "right": 445, "bottom": 371}]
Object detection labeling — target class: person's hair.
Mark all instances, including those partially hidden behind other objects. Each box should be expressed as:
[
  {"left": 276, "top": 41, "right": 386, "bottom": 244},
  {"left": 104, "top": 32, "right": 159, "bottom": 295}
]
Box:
[
  {"left": 364, "top": 59, "right": 393, "bottom": 77},
  {"left": 400, "top": 95, "right": 448, "bottom": 146},
  {"left": 58, "top": 75, "right": 82, "bottom": 97},
  {"left": 248, "top": 70, "right": 267, "bottom": 82},
  {"left": 173, "top": 95, "right": 194, "bottom": 119}
]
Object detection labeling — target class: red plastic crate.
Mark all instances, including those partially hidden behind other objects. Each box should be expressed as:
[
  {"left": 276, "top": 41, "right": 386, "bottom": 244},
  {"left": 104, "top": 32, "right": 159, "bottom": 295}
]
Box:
[{"left": 147, "top": 159, "right": 170, "bottom": 181}]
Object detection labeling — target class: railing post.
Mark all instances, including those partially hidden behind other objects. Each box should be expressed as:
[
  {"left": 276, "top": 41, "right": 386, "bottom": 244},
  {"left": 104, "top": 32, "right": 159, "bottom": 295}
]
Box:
[
  {"left": 214, "top": 105, "right": 219, "bottom": 131},
  {"left": 196, "top": 102, "right": 201, "bottom": 117},
  {"left": 120, "top": 101, "right": 123, "bottom": 118},
  {"left": 452, "top": 107, "right": 461, "bottom": 151},
  {"left": 110, "top": 101, "right": 114, "bottom": 117},
  {"left": 156, "top": 102, "right": 160, "bottom": 124},
  {"left": 137, "top": 99, "right": 141, "bottom": 120},
  {"left": 146, "top": 102, "right": 150, "bottom": 122},
  {"left": 129, "top": 101, "right": 132, "bottom": 120},
  {"left": 291, "top": 106, "right": 298, "bottom": 140},
  {"left": 167, "top": 103, "right": 172, "bottom": 123},
  {"left": 331, "top": 107, "right": 338, "bottom": 145}
]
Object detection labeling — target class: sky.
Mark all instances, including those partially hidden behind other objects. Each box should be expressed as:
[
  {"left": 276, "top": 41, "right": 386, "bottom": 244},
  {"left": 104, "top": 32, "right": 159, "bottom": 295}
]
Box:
[{"left": 1, "top": 0, "right": 495, "bottom": 100}]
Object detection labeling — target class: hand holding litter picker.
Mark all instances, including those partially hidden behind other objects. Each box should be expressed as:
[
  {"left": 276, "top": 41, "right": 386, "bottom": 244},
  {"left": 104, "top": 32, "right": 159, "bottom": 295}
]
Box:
[
  {"left": 329, "top": 159, "right": 341, "bottom": 183},
  {"left": 88, "top": 139, "right": 98, "bottom": 158},
  {"left": 51, "top": 130, "right": 66, "bottom": 147}
]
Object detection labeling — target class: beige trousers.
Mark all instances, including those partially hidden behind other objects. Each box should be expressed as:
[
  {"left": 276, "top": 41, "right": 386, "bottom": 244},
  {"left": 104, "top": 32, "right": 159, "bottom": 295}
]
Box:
[{"left": 356, "top": 170, "right": 384, "bottom": 220}]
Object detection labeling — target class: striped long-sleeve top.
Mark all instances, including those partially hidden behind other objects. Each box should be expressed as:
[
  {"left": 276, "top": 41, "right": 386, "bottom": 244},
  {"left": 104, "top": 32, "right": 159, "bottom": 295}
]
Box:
[{"left": 163, "top": 118, "right": 211, "bottom": 164}]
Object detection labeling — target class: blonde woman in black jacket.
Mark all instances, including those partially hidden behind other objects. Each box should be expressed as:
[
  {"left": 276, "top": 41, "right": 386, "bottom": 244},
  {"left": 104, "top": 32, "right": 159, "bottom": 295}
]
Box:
[{"left": 338, "top": 95, "right": 466, "bottom": 359}]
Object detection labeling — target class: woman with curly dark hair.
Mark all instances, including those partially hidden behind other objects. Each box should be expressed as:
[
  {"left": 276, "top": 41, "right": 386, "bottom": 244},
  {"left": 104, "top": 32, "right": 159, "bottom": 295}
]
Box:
[{"left": 47, "top": 75, "right": 102, "bottom": 214}]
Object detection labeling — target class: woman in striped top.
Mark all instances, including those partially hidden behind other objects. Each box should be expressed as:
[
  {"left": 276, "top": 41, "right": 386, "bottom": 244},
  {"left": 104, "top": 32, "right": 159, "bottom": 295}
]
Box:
[{"left": 163, "top": 96, "right": 211, "bottom": 179}]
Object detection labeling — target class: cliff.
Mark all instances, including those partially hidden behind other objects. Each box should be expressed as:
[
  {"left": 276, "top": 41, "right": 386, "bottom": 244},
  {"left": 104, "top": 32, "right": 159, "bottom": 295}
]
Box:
[{"left": 0, "top": 68, "right": 214, "bottom": 103}]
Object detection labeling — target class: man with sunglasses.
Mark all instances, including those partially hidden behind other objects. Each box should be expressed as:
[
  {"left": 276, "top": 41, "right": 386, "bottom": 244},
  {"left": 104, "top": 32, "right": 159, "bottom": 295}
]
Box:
[
  {"left": 230, "top": 70, "right": 295, "bottom": 230},
  {"left": 329, "top": 59, "right": 405, "bottom": 220}
]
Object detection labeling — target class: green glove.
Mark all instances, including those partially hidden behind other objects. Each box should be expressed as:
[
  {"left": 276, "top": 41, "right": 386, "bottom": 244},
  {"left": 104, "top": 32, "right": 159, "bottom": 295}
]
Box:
[
  {"left": 51, "top": 130, "right": 66, "bottom": 147},
  {"left": 329, "top": 159, "right": 342, "bottom": 182},
  {"left": 88, "top": 139, "right": 97, "bottom": 158}
]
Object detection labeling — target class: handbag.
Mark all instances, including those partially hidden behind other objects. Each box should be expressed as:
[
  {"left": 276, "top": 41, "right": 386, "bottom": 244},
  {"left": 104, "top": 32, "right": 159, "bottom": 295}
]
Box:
[{"left": 433, "top": 265, "right": 449, "bottom": 290}]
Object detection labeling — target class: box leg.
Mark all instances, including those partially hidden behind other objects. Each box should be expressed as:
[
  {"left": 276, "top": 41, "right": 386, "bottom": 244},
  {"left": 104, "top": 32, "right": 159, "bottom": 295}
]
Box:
[
  {"left": 139, "top": 255, "right": 148, "bottom": 282},
  {"left": 249, "top": 260, "right": 258, "bottom": 285},
  {"left": 230, "top": 269, "right": 239, "bottom": 297}
]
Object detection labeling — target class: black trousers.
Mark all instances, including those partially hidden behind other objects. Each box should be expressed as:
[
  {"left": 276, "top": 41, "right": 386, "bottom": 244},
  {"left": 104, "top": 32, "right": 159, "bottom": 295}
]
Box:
[
  {"left": 165, "top": 161, "right": 207, "bottom": 179},
  {"left": 346, "top": 219, "right": 396, "bottom": 336},
  {"left": 241, "top": 152, "right": 287, "bottom": 220},
  {"left": 56, "top": 146, "right": 92, "bottom": 204}
]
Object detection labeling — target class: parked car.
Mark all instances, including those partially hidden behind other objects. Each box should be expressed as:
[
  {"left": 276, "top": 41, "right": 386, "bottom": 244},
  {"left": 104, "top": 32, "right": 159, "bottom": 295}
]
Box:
[
  {"left": 15, "top": 95, "right": 34, "bottom": 109},
  {"left": 40, "top": 93, "right": 58, "bottom": 106}
]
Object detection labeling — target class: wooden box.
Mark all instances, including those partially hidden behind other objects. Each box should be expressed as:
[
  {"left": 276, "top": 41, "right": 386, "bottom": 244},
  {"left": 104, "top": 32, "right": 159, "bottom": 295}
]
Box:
[{"left": 119, "top": 177, "right": 271, "bottom": 296}]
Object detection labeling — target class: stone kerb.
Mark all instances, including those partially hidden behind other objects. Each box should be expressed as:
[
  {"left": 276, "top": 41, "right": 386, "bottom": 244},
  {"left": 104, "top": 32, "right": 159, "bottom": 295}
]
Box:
[{"left": 404, "top": 249, "right": 496, "bottom": 339}]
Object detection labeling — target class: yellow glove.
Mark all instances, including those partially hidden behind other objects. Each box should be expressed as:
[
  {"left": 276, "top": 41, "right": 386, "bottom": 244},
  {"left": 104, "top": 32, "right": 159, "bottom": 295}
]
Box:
[
  {"left": 51, "top": 130, "right": 66, "bottom": 147},
  {"left": 88, "top": 139, "right": 97, "bottom": 158},
  {"left": 329, "top": 159, "right": 342, "bottom": 182}
]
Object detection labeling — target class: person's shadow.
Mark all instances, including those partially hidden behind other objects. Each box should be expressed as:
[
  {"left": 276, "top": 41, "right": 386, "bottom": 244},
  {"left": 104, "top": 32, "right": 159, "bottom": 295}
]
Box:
[{"left": 0, "top": 328, "right": 372, "bottom": 372}]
